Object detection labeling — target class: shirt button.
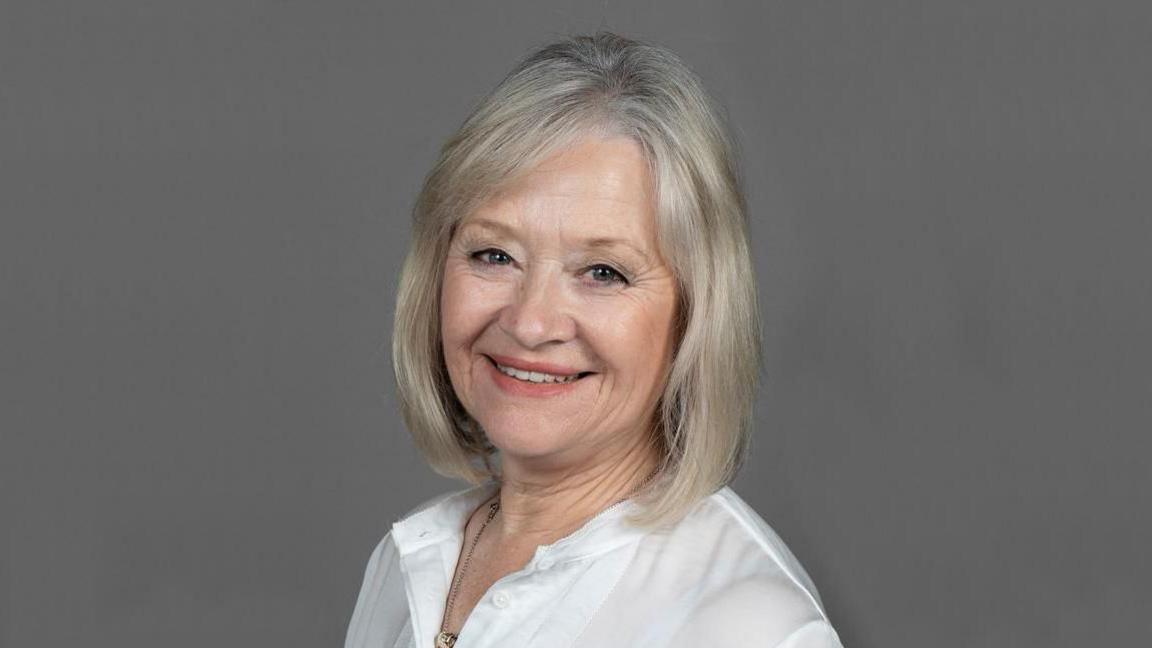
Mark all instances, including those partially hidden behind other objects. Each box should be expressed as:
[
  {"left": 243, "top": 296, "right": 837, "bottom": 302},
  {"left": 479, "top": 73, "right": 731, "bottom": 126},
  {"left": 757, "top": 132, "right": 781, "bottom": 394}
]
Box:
[
  {"left": 492, "top": 591, "right": 511, "bottom": 608},
  {"left": 537, "top": 557, "right": 555, "bottom": 570}
]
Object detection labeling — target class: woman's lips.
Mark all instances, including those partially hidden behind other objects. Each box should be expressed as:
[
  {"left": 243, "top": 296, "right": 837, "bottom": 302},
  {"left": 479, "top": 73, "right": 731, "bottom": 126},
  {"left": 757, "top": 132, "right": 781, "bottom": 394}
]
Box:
[
  {"left": 484, "top": 355, "right": 593, "bottom": 398},
  {"left": 485, "top": 353, "right": 590, "bottom": 377}
]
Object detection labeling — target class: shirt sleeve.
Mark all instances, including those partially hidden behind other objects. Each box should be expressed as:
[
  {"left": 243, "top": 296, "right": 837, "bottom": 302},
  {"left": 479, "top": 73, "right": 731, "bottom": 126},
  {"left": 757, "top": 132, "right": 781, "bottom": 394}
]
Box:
[
  {"left": 771, "top": 619, "right": 844, "bottom": 648},
  {"left": 343, "top": 532, "right": 397, "bottom": 648},
  {"left": 665, "top": 576, "right": 843, "bottom": 648}
]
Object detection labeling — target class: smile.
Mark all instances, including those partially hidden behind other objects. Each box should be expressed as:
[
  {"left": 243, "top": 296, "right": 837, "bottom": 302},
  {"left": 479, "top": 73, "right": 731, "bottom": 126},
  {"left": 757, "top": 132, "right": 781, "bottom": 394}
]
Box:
[
  {"left": 494, "top": 362, "right": 582, "bottom": 384},
  {"left": 483, "top": 355, "right": 594, "bottom": 396}
]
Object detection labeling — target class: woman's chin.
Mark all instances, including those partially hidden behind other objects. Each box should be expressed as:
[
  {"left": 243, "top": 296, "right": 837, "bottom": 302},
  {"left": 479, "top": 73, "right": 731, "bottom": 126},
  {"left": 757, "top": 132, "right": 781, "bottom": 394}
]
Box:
[{"left": 483, "top": 423, "right": 576, "bottom": 460}]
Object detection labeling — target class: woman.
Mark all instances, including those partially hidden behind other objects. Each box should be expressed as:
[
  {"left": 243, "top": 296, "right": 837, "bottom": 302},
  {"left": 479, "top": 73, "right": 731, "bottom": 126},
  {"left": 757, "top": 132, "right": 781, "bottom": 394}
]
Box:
[{"left": 346, "top": 32, "right": 843, "bottom": 648}]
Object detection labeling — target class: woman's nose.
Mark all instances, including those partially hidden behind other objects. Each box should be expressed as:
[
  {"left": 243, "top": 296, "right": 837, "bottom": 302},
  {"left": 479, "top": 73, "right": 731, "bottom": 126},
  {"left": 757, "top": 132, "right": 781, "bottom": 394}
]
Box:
[{"left": 497, "top": 264, "right": 577, "bottom": 349}]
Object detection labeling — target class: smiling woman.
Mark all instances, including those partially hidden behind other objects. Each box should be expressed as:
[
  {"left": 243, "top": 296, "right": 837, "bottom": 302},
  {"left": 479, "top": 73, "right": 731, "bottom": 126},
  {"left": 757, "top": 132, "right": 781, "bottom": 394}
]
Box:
[
  {"left": 345, "top": 32, "right": 844, "bottom": 648},
  {"left": 440, "top": 137, "right": 678, "bottom": 472}
]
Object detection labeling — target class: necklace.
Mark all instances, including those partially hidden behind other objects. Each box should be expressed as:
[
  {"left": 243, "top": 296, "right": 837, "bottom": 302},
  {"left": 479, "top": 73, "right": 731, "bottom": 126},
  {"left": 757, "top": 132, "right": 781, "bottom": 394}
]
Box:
[
  {"left": 436, "top": 495, "right": 499, "bottom": 648},
  {"left": 434, "top": 467, "right": 660, "bottom": 648}
]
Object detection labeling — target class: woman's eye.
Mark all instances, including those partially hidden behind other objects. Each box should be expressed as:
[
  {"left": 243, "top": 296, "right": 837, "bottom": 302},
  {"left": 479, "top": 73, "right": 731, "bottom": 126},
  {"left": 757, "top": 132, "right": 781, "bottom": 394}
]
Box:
[
  {"left": 472, "top": 248, "right": 513, "bottom": 265},
  {"left": 587, "top": 264, "right": 628, "bottom": 285}
]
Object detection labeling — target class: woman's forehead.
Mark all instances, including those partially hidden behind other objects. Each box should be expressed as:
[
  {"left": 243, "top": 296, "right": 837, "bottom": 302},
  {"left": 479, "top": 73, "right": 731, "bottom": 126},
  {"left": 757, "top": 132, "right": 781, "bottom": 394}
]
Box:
[{"left": 462, "top": 137, "right": 657, "bottom": 237}]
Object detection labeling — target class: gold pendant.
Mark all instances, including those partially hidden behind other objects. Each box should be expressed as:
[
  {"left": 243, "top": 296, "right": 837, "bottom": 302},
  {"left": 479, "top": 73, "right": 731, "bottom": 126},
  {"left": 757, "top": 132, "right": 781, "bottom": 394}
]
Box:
[{"left": 435, "top": 630, "right": 457, "bottom": 648}]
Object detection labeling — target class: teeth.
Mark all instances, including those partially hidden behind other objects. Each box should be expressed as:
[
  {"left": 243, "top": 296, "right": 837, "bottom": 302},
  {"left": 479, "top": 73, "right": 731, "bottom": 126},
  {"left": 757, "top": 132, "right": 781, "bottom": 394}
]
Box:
[{"left": 496, "top": 363, "right": 580, "bottom": 384}]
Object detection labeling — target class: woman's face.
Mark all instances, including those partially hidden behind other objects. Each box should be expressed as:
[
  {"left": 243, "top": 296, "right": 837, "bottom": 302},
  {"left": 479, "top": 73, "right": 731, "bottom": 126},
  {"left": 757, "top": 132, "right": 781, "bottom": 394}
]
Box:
[{"left": 440, "top": 136, "right": 678, "bottom": 471}]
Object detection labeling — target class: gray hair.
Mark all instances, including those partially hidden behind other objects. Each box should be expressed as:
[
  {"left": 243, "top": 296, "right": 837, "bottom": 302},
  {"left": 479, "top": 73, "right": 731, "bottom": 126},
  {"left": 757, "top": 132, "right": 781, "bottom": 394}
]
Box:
[{"left": 392, "top": 31, "right": 760, "bottom": 529}]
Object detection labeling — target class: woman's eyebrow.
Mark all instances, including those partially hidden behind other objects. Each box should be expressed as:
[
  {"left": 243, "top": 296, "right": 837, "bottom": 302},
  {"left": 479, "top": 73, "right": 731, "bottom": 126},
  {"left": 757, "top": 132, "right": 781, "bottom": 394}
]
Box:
[
  {"left": 461, "top": 218, "right": 652, "bottom": 265},
  {"left": 582, "top": 238, "right": 652, "bottom": 266},
  {"left": 457, "top": 218, "right": 519, "bottom": 241}
]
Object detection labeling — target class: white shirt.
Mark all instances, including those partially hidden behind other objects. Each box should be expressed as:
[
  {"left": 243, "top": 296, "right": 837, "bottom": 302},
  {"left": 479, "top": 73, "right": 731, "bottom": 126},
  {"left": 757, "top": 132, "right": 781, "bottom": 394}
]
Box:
[{"left": 344, "top": 479, "right": 843, "bottom": 648}]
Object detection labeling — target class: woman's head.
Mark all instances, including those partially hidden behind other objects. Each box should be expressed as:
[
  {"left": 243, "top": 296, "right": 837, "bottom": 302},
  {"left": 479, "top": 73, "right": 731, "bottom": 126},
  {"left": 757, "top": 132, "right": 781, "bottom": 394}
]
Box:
[
  {"left": 440, "top": 135, "right": 678, "bottom": 480},
  {"left": 393, "top": 32, "right": 760, "bottom": 528}
]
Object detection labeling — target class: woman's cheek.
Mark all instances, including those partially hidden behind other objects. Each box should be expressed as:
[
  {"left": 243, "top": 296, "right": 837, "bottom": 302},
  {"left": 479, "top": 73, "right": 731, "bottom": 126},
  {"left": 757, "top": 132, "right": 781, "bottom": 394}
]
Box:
[{"left": 592, "top": 302, "right": 646, "bottom": 340}]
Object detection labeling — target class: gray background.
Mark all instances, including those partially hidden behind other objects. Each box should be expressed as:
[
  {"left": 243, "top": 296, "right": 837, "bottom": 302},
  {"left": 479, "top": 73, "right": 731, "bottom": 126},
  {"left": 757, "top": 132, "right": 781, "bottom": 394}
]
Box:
[{"left": 2, "top": 1, "right": 1149, "bottom": 646}]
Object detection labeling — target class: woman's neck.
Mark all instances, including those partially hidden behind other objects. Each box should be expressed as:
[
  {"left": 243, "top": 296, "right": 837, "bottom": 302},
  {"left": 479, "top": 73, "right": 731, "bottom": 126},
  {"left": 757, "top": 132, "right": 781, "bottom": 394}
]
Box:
[{"left": 490, "top": 439, "right": 661, "bottom": 544}]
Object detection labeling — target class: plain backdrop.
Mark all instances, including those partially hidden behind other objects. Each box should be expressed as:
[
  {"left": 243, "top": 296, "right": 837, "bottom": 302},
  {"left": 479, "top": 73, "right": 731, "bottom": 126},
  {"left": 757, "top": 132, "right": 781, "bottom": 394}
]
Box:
[{"left": 3, "top": 2, "right": 1149, "bottom": 647}]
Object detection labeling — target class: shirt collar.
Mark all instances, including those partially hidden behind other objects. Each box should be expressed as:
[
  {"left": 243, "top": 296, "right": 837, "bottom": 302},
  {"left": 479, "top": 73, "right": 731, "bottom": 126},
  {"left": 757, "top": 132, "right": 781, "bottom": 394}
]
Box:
[{"left": 391, "top": 479, "right": 651, "bottom": 564}]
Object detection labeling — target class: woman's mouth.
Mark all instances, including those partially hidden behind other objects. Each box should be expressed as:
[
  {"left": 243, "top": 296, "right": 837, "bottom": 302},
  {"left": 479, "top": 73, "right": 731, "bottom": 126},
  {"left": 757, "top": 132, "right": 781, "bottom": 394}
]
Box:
[{"left": 483, "top": 355, "right": 594, "bottom": 394}]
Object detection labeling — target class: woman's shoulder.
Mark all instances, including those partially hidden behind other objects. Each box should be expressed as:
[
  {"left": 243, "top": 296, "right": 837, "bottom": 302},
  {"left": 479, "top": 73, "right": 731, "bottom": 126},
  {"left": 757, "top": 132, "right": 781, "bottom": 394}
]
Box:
[
  {"left": 697, "top": 486, "right": 827, "bottom": 608},
  {"left": 632, "top": 485, "right": 841, "bottom": 646}
]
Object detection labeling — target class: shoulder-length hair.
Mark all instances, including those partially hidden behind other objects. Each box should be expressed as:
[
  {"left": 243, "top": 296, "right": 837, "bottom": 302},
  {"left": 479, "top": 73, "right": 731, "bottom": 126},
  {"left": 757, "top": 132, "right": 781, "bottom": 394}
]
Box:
[{"left": 392, "top": 31, "right": 761, "bottom": 529}]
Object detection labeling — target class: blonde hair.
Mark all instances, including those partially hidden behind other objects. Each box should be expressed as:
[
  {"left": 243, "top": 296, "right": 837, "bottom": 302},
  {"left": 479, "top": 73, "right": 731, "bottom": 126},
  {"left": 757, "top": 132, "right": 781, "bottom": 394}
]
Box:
[{"left": 392, "top": 31, "right": 761, "bottom": 529}]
